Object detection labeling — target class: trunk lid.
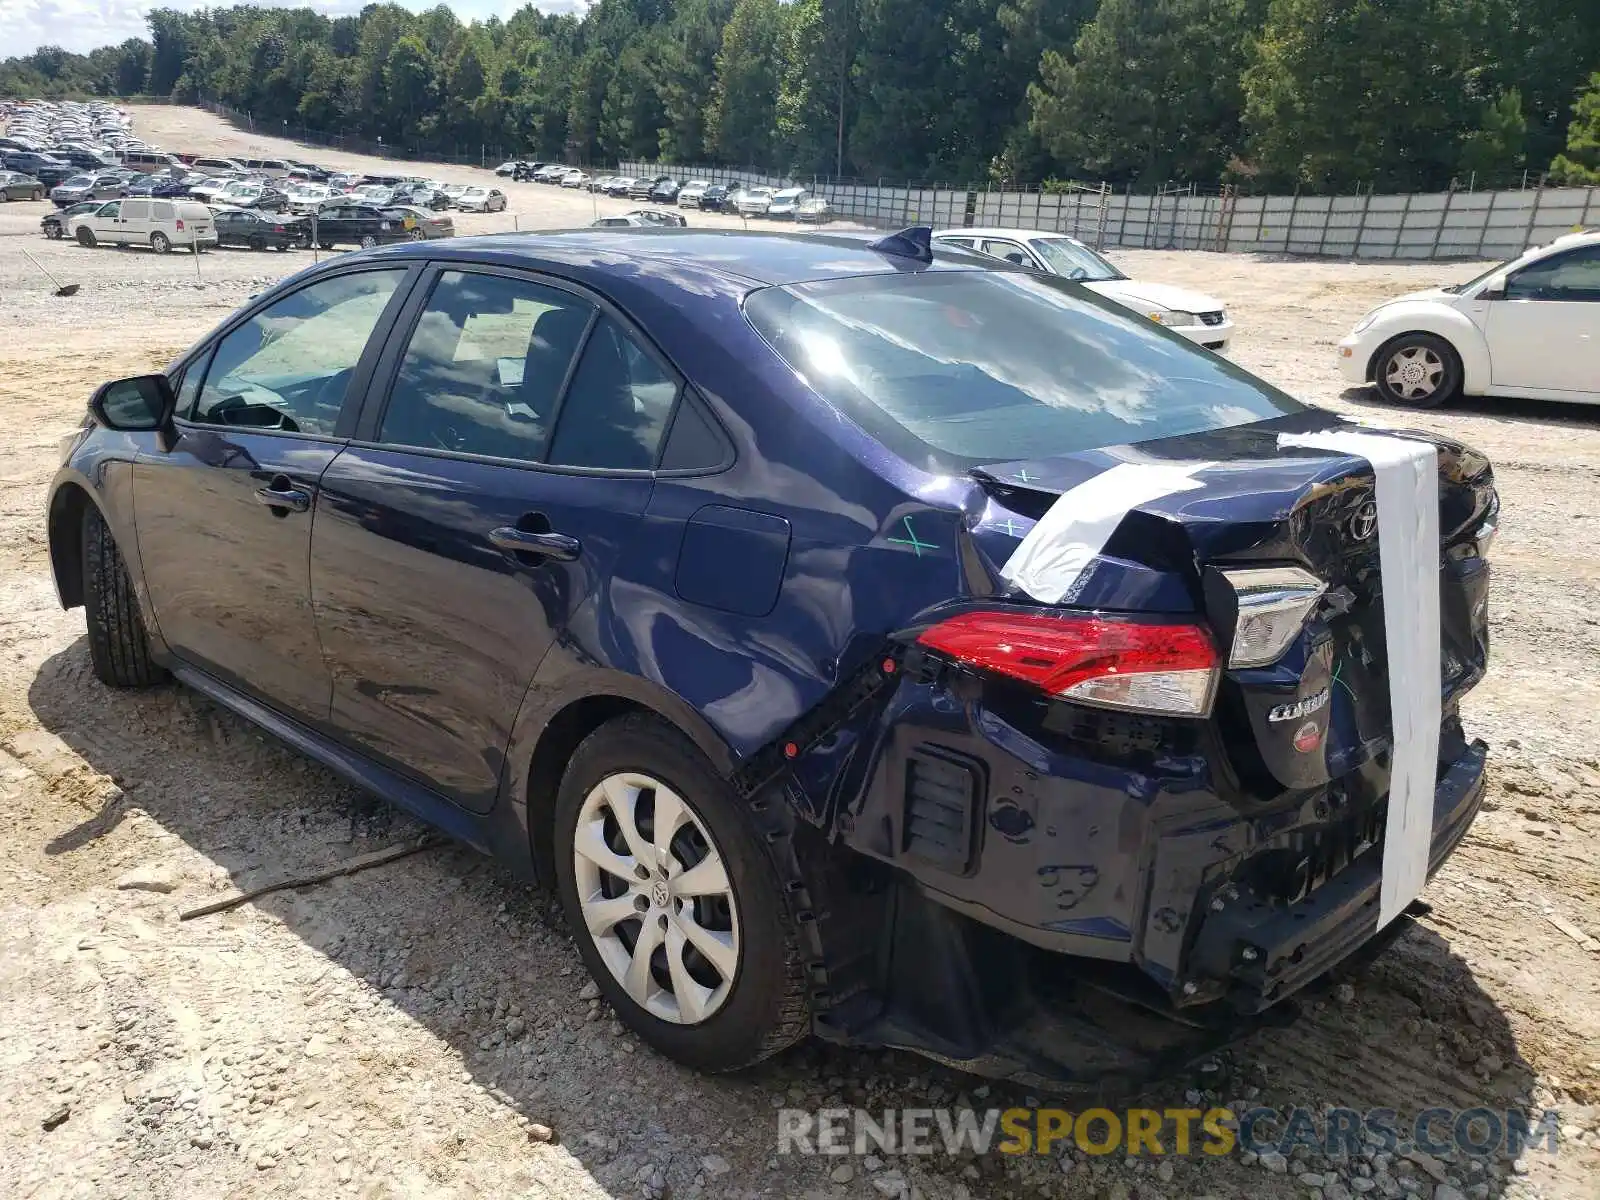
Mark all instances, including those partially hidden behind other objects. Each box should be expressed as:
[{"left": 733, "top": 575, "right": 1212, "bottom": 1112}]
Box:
[{"left": 966, "top": 414, "right": 1495, "bottom": 804}]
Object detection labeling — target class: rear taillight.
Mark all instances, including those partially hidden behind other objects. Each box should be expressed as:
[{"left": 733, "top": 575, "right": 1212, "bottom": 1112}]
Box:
[{"left": 917, "top": 611, "right": 1219, "bottom": 717}]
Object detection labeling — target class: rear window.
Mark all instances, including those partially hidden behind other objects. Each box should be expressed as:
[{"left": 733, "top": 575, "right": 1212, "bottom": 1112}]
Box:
[{"left": 742, "top": 270, "right": 1301, "bottom": 471}]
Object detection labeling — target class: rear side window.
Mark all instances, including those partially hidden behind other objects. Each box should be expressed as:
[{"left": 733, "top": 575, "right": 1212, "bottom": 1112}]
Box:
[
  {"left": 378, "top": 270, "right": 594, "bottom": 462},
  {"left": 546, "top": 317, "right": 677, "bottom": 470},
  {"left": 123, "top": 200, "right": 148, "bottom": 220},
  {"left": 743, "top": 271, "right": 1301, "bottom": 472}
]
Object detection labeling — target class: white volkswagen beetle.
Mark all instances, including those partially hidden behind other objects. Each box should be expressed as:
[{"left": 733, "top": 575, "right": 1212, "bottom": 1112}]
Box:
[
  {"left": 1337, "top": 230, "right": 1600, "bottom": 407},
  {"left": 932, "top": 227, "right": 1234, "bottom": 351}
]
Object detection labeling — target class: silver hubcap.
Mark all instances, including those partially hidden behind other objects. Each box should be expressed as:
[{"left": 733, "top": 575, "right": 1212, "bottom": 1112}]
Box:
[
  {"left": 572, "top": 772, "right": 740, "bottom": 1025},
  {"left": 1385, "top": 345, "right": 1444, "bottom": 399}
]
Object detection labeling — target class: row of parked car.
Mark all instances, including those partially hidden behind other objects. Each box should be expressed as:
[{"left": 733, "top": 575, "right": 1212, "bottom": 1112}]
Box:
[{"left": 492, "top": 157, "right": 836, "bottom": 222}]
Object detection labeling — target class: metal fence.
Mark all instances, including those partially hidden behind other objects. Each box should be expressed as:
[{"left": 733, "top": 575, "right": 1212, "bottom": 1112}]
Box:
[{"left": 620, "top": 159, "right": 1598, "bottom": 260}]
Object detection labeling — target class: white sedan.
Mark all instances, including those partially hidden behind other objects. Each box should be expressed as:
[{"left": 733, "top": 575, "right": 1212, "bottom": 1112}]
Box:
[
  {"left": 1337, "top": 230, "right": 1600, "bottom": 407},
  {"left": 932, "top": 227, "right": 1234, "bottom": 352},
  {"left": 455, "top": 186, "right": 507, "bottom": 213}
]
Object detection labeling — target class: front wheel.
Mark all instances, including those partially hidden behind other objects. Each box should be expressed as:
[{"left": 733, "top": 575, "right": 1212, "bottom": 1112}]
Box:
[
  {"left": 77, "top": 226, "right": 96, "bottom": 247},
  {"left": 1372, "top": 333, "right": 1462, "bottom": 408},
  {"left": 82, "top": 505, "right": 166, "bottom": 688},
  {"left": 46, "top": 224, "right": 63, "bottom": 239},
  {"left": 553, "top": 714, "right": 809, "bottom": 1073}
]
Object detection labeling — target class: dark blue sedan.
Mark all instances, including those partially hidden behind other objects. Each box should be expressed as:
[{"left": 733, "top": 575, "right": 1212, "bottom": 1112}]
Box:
[{"left": 46, "top": 228, "right": 1496, "bottom": 1085}]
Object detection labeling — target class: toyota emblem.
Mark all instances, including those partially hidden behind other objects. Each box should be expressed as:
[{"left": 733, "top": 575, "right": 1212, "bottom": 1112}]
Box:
[
  {"left": 652, "top": 880, "right": 670, "bottom": 908},
  {"left": 1349, "top": 500, "right": 1378, "bottom": 542}
]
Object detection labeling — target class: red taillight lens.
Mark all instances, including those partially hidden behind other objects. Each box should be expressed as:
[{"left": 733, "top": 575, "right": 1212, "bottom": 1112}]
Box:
[{"left": 917, "top": 611, "right": 1219, "bottom": 717}]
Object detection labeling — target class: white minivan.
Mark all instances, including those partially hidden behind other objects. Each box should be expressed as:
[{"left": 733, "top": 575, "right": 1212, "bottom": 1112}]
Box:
[{"left": 71, "top": 198, "right": 216, "bottom": 253}]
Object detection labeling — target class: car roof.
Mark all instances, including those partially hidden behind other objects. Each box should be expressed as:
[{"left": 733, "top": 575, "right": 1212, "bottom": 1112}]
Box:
[{"left": 358, "top": 228, "right": 995, "bottom": 288}]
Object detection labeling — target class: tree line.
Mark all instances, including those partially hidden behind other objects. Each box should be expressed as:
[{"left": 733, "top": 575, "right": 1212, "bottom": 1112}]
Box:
[{"left": 4, "top": 0, "right": 1600, "bottom": 191}]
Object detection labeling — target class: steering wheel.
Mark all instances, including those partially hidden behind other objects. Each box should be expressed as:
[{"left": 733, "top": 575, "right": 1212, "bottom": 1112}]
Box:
[{"left": 1069, "top": 267, "right": 1089, "bottom": 281}]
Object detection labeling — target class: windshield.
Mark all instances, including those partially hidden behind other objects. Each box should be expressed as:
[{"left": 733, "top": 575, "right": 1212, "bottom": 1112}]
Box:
[
  {"left": 1030, "top": 238, "right": 1126, "bottom": 282},
  {"left": 744, "top": 271, "right": 1302, "bottom": 472},
  {"left": 1447, "top": 257, "right": 1518, "bottom": 294}
]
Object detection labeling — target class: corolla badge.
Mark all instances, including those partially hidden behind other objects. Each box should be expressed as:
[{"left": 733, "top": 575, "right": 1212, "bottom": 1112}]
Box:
[
  {"left": 1267, "top": 687, "right": 1330, "bottom": 723},
  {"left": 1349, "top": 500, "right": 1379, "bottom": 541}
]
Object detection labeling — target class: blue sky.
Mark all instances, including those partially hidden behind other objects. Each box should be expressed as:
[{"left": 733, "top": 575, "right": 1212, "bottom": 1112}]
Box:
[{"left": 4, "top": 0, "right": 591, "bottom": 57}]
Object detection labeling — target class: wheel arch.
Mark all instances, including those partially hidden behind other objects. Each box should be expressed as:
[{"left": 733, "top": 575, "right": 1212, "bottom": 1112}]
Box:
[
  {"left": 1363, "top": 312, "right": 1490, "bottom": 395},
  {"left": 47, "top": 478, "right": 95, "bottom": 609},
  {"left": 511, "top": 669, "right": 740, "bottom": 885}
]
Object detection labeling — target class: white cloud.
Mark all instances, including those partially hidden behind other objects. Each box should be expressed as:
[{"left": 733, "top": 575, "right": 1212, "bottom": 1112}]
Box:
[{"left": 1, "top": 0, "right": 592, "bottom": 58}]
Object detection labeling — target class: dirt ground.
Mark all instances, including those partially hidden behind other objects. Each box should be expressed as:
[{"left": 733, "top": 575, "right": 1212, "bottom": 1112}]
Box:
[{"left": 1, "top": 105, "right": 1597, "bottom": 1200}]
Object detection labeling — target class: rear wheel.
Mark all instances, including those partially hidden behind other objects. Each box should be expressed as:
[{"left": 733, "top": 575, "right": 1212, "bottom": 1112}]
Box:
[
  {"left": 319, "top": 241, "right": 334, "bottom": 250},
  {"left": 82, "top": 505, "right": 166, "bottom": 689},
  {"left": 553, "top": 714, "right": 809, "bottom": 1072},
  {"left": 359, "top": 234, "right": 377, "bottom": 249},
  {"left": 149, "top": 231, "right": 171, "bottom": 254},
  {"left": 408, "top": 228, "right": 425, "bottom": 241},
  {"left": 1372, "top": 333, "right": 1462, "bottom": 408},
  {"left": 77, "top": 226, "right": 96, "bottom": 247}
]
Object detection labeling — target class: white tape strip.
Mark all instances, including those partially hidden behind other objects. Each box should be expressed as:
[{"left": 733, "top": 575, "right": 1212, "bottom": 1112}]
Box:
[
  {"left": 1000, "top": 462, "right": 1212, "bottom": 605},
  {"left": 1281, "top": 430, "right": 1440, "bottom": 927}
]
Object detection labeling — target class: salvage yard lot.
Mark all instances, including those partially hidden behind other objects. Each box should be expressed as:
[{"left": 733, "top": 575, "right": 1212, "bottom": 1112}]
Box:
[{"left": 0, "top": 106, "right": 1597, "bottom": 1200}]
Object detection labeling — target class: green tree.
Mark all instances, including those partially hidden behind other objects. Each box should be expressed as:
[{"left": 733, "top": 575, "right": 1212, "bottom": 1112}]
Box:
[
  {"left": 1243, "top": 0, "right": 1480, "bottom": 190},
  {"left": 655, "top": 0, "right": 732, "bottom": 162},
  {"left": 706, "top": 0, "right": 786, "bottom": 166},
  {"left": 1030, "top": 0, "right": 1262, "bottom": 186},
  {"left": 776, "top": 0, "right": 858, "bottom": 175},
  {"left": 1550, "top": 71, "right": 1600, "bottom": 184},
  {"left": 601, "top": 35, "right": 666, "bottom": 158},
  {"left": 1458, "top": 88, "right": 1528, "bottom": 182}
]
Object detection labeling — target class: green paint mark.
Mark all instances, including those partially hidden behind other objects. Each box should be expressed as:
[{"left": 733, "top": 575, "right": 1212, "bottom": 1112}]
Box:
[
  {"left": 886, "top": 516, "right": 938, "bottom": 558},
  {"left": 1331, "top": 659, "right": 1357, "bottom": 700}
]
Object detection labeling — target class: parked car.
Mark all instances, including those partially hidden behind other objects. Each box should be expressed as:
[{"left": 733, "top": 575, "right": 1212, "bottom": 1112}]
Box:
[
  {"left": 1, "top": 150, "right": 72, "bottom": 187},
  {"left": 210, "top": 207, "right": 306, "bottom": 250},
  {"left": 677, "top": 180, "right": 710, "bottom": 209},
  {"left": 590, "top": 214, "right": 654, "bottom": 227},
  {"left": 70, "top": 197, "right": 215, "bottom": 252},
  {"left": 932, "top": 227, "right": 1236, "bottom": 352},
  {"left": 700, "top": 184, "right": 730, "bottom": 212},
  {"left": 49, "top": 172, "right": 127, "bottom": 206},
  {"left": 50, "top": 226, "right": 1497, "bottom": 1087},
  {"left": 494, "top": 160, "right": 523, "bottom": 177},
  {"left": 440, "top": 183, "right": 470, "bottom": 206},
  {"left": 284, "top": 183, "right": 335, "bottom": 214},
  {"left": 649, "top": 178, "right": 682, "bottom": 204},
  {"left": 41, "top": 199, "right": 99, "bottom": 237},
  {"left": 795, "top": 196, "right": 832, "bottom": 224},
  {"left": 383, "top": 205, "right": 455, "bottom": 240},
  {"left": 454, "top": 186, "right": 507, "bottom": 213},
  {"left": 242, "top": 157, "right": 292, "bottom": 179},
  {"left": 603, "top": 176, "right": 636, "bottom": 197},
  {"left": 765, "top": 187, "right": 808, "bottom": 219},
  {"left": 215, "top": 179, "right": 290, "bottom": 213},
  {"left": 0, "top": 170, "right": 46, "bottom": 201},
  {"left": 561, "top": 170, "right": 590, "bottom": 189},
  {"left": 627, "top": 208, "right": 688, "bottom": 228},
  {"left": 186, "top": 175, "right": 243, "bottom": 205},
  {"left": 308, "top": 203, "right": 414, "bottom": 249},
  {"left": 513, "top": 162, "right": 544, "bottom": 182},
  {"left": 534, "top": 164, "right": 568, "bottom": 183},
  {"left": 188, "top": 156, "right": 245, "bottom": 175},
  {"left": 1337, "top": 229, "right": 1600, "bottom": 407},
  {"left": 631, "top": 174, "right": 672, "bottom": 200},
  {"left": 588, "top": 175, "right": 615, "bottom": 194},
  {"left": 732, "top": 186, "right": 775, "bottom": 216},
  {"left": 393, "top": 183, "right": 452, "bottom": 211}
]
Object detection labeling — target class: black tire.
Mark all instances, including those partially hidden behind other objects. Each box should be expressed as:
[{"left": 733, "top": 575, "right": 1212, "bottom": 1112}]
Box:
[
  {"left": 319, "top": 241, "right": 334, "bottom": 250},
  {"left": 408, "top": 228, "right": 425, "bottom": 241},
  {"left": 46, "top": 224, "right": 63, "bottom": 239},
  {"left": 249, "top": 235, "right": 266, "bottom": 251},
  {"left": 32, "top": 189, "right": 43, "bottom": 201},
  {"left": 553, "top": 714, "right": 809, "bottom": 1073},
  {"left": 150, "top": 231, "right": 171, "bottom": 254},
  {"left": 82, "top": 505, "right": 166, "bottom": 689},
  {"left": 1371, "top": 332, "right": 1462, "bottom": 409},
  {"left": 77, "top": 226, "right": 96, "bottom": 247},
  {"left": 359, "top": 234, "right": 377, "bottom": 249}
]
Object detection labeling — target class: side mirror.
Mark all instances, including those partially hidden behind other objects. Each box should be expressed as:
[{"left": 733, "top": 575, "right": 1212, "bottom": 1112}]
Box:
[
  {"left": 1477, "top": 275, "right": 1508, "bottom": 301},
  {"left": 89, "top": 374, "right": 176, "bottom": 438}
]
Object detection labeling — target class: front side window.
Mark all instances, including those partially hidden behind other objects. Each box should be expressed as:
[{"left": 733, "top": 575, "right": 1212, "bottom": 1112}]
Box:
[
  {"left": 1506, "top": 246, "right": 1600, "bottom": 301},
  {"left": 192, "top": 269, "right": 405, "bottom": 435},
  {"left": 1029, "top": 238, "right": 1126, "bottom": 282},
  {"left": 378, "top": 270, "right": 594, "bottom": 462},
  {"left": 744, "top": 270, "right": 1302, "bottom": 473},
  {"left": 96, "top": 200, "right": 120, "bottom": 219},
  {"left": 980, "top": 239, "right": 1038, "bottom": 268}
]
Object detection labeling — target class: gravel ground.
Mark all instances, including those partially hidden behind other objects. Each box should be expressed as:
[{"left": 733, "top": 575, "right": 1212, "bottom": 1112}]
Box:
[{"left": 0, "top": 106, "right": 1597, "bottom": 1200}]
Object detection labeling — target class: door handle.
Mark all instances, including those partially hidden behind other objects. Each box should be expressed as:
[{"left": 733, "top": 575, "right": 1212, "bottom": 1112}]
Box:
[
  {"left": 489, "top": 526, "right": 582, "bottom": 561},
  {"left": 254, "top": 484, "right": 311, "bottom": 513}
]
